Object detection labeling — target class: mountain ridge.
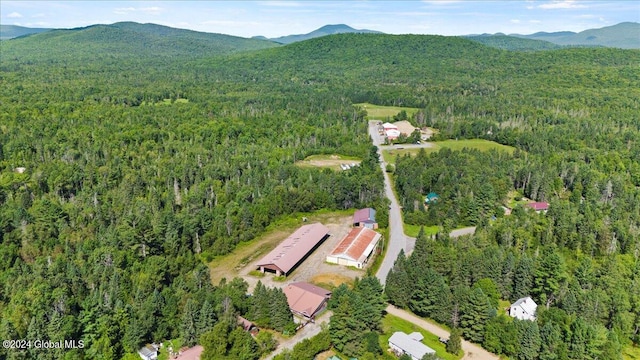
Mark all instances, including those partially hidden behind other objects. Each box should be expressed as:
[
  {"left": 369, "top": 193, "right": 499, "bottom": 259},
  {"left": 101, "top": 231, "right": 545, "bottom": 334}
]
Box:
[{"left": 259, "top": 24, "right": 383, "bottom": 44}]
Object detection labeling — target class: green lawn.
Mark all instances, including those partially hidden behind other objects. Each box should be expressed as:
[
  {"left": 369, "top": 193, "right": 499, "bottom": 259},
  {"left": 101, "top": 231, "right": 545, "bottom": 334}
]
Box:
[
  {"left": 404, "top": 224, "right": 440, "bottom": 238},
  {"left": 380, "top": 314, "right": 462, "bottom": 360},
  {"left": 383, "top": 139, "right": 515, "bottom": 163},
  {"left": 354, "top": 102, "right": 420, "bottom": 120}
]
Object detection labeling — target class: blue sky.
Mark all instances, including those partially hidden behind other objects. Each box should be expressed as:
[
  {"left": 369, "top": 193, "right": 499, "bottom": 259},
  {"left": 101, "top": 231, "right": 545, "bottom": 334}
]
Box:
[{"left": 2, "top": 1, "right": 638, "bottom": 37}]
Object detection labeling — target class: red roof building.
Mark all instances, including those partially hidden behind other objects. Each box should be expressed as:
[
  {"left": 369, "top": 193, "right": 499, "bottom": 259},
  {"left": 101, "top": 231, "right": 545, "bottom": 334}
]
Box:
[
  {"left": 255, "top": 223, "right": 330, "bottom": 276},
  {"left": 283, "top": 282, "right": 331, "bottom": 320},
  {"left": 326, "top": 227, "right": 381, "bottom": 269},
  {"left": 526, "top": 202, "right": 549, "bottom": 212},
  {"left": 353, "top": 208, "right": 377, "bottom": 228}
]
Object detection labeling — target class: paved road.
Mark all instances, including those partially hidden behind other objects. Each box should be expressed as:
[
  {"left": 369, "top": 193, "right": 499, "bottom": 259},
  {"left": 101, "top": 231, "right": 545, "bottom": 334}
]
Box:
[
  {"left": 370, "top": 121, "right": 476, "bottom": 283},
  {"left": 370, "top": 122, "right": 411, "bottom": 285},
  {"left": 386, "top": 305, "right": 499, "bottom": 360}
]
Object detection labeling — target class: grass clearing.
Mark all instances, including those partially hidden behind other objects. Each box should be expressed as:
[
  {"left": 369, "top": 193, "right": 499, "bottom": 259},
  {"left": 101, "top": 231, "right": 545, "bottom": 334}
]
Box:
[
  {"left": 310, "top": 273, "right": 355, "bottom": 290},
  {"left": 207, "top": 209, "right": 353, "bottom": 285},
  {"left": 354, "top": 102, "right": 420, "bottom": 120},
  {"left": 383, "top": 139, "right": 516, "bottom": 163},
  {"left": 404, "top": 224, "right": 440, "bottom": 238},
  {"left": 380, "top": 314, "right": 462, "bottom": 360},
  {"left": 295, "top": 154, "right": 362, "bottom": 171}
]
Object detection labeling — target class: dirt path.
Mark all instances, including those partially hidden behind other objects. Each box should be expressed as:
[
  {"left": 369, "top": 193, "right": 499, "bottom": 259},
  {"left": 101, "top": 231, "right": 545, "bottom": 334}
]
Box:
[
  {"left": 264, "top": 311, "right": 332, "bottom": 360},
  {"left": 386, "top": 305, "right": 499, "bottom": 360}
]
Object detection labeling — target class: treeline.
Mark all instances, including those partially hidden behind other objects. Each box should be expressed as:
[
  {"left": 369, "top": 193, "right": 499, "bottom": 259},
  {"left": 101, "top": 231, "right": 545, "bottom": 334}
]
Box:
[{"left": 386, "top": 225, "right": 636, "bottom": 359}]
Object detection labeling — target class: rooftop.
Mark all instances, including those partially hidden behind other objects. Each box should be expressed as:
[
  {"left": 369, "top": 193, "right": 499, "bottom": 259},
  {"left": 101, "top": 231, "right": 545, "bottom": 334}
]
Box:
[
  {"left": 389, "top": 331, "right": 435, "bottom": 359},
  {"left": 353, "top": 208, "right": 376, "bottom": 224},
  {"left": 329, "top": 227, "right": 381, "bottom": 264},
  {"left": 284, "top": 282, "right": 331, "bottom": 318},
  {"left": 255, "top": 223, "right": 330, "bottom": 275}
]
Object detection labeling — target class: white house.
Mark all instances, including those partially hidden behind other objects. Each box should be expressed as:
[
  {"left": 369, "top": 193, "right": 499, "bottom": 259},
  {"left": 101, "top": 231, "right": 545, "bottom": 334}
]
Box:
[
  {"left": 138, "top": 344, "right": 158, "bottom": 360},
  {"left": 388, "top": 331, "right": 435, "bottom": 360},
  {"left": 509, "top": 296, "right": 538, "bottom": 321}
]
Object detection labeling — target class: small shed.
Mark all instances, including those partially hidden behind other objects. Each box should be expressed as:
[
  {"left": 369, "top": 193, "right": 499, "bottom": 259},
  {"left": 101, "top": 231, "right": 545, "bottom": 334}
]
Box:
[
  {"left": 425, "top": 192, "right": 439, "bottom": 204},
  {"left": 353, "top": 208, "right": 377, "bottom": 228}
]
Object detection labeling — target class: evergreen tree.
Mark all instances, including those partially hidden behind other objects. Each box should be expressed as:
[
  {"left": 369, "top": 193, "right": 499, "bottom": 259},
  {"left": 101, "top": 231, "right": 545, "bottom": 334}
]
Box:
[
  {"left": 447, "top": 327, "right": 462, "bottom": 355},
  {"left": 460, "top": 287, "right": 491, "bottom": 343},
  {"left": 513, "top": 254, "right": 535, "bottom": 301},
  {"left": 385, "top": 250, "right": 412, "bottom": 308},
  {"left": 269, "top": 288, "right": 293, "bottom": 333},
  {"left": 181, "top": 299, "right": 200, "bottom": 347},
  {"left": 197, "top": 300, "right": 216, "bottom": 336},
  {"left": 515, "top": 319, "right": 541, "bottom": 360},
  {"left": 533, "top": 247, "right": 567, "bottom": 308}
]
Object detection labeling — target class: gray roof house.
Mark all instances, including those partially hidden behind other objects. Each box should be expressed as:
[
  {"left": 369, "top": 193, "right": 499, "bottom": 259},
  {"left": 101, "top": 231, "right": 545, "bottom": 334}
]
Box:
[
  {"left": 138, "top": 344, "right": 158, "bottom": 360},
  {"left": 388, "top": 331, "right": 436, "bottom": 360},
  {"left": 509, "top": 296, "right": 538, "bottom": 321}
]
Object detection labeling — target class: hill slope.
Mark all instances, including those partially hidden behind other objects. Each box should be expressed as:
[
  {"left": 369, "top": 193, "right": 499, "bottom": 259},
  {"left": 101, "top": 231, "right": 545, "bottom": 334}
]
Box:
[
  {"left": 0, "top": 21, "right": 279, "bottom": 63},
  {"left": 513, "top": 22, "right": 640, "bottom": 49},
  {"left": 0, "top": 24, "right": 52, "bottom": 40},
  {"left": 465, "top": 34, "right": 563, "bottom": 51},
  {"left": 263, "top": 24, "right": 382, "bottom": 44}
]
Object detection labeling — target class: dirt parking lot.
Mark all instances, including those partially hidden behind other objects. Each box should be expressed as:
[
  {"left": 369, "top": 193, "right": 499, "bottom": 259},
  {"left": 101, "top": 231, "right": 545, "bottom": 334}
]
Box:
[{"left": 240, "top": 214, "right": 366, "bottom": 292}]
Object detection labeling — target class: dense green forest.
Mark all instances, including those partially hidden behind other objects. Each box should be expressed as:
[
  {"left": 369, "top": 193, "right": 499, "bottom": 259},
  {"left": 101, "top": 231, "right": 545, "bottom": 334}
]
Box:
[{"left": 1, "top": 24, "right": 639, "bottom": 359}]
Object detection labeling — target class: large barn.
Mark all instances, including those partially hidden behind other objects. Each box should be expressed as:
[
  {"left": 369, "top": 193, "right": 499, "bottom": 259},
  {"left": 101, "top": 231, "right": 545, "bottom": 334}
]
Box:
[
  {"left": 326, "top": 227, "right": 381, "bottom": 269},
  {"left": 255, "top": 223, "right": 330, "bottom": 276}
]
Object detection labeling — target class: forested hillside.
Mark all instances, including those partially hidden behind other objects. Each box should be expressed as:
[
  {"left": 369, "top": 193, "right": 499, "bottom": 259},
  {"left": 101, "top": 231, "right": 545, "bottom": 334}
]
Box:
[{"left": 1, "top": 29, "right": 639, "bottom": 359}]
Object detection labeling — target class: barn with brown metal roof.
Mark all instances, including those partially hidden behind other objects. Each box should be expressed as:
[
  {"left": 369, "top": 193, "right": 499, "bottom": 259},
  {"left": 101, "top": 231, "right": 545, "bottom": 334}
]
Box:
[
  {"left": 255, "top": 223, "right": 330, "bottom": 276},
  {"left": 326, "top": 227, "right": 381, "bottom": 269},
  {"left": 283, "top": 282, "right": 331, "bottom": 320}
]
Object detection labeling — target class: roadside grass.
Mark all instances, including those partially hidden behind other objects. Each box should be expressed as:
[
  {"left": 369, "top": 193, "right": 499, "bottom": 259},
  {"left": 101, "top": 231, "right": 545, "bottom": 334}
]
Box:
[
  {"left": 295, "top": 154, "right": 362, "bottom": 171},
  {"left": 382, "top": 139, "right": 515, "bottom": 163},
  {"left": 623, "top": 344, "right": 640, "bottom": 359},
  {"left": 380, "top": 314, "right": 462, "bottom": 360},
  {"left": 354, "top": 102, "right": 420, "bottom": 120},
  {"left": 207, "top": 209, "right": 352, "bottom": 285},
  {"left": 367, "top": 226, "right": 389, "bottom": 277},
  {"left": 404, "top": 224, "right": 440, "bottom": 238}
]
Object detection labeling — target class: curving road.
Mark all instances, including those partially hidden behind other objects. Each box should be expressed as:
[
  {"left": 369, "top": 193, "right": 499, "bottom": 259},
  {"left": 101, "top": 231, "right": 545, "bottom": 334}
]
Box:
[{"left": 370, "top": 121, "right": 476, "bottom": 284}]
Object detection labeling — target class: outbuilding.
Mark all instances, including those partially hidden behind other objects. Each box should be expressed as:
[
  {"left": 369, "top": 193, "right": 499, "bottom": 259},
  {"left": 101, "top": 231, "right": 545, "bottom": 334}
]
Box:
[
  {"left": 353, "top": 208, "right": 377, "bottom": 228},
  {"left": 326, "top": 227, "right": 381, "bottom": 269},
  {"left": 388, "top": 331, "right": 435, "bottom": 360},
  {"left": 255, "top": 223, "right": 330, "bottom": 276}
]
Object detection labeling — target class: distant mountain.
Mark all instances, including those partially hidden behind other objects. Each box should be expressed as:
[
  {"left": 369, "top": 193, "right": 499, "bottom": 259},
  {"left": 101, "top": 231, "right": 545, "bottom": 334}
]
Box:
[
  {"left": 1, "top": 22, "right": 279, "bottom": 62},
  {"left": 511, "top": 22, "right": 640, "bottom": 49},
  {"left": 0, "top": 24, "right": 51, "bottom": 40},
  {"left": 466, "top": 34, "right": 563, "bottom": 51},
  {"left": 260, "top": 24, "right": 383, "bottom": 44}
]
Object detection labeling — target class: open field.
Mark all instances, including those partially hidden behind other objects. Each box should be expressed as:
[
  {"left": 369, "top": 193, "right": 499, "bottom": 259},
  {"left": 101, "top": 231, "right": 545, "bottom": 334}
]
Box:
[
  {"left": 208, "top": 209, "right": 353, "bottom": 286},
  {"left": 354, "top": 102, "right": 420, "bottom": 120},
  {"left": 295, "top": 154, "right": 362, "bottom": 171},
  {"left": 380, "top": 314, "right": 462, "bottom": 360},
  {"left": 310, "top": 273, "right": 355, "bottom": 290},
  {"left": 404, "top": 223, "right": 440, "bottom": 238},
  {"left": 382, "top": 139, "right": 515, "bottom": 163}
]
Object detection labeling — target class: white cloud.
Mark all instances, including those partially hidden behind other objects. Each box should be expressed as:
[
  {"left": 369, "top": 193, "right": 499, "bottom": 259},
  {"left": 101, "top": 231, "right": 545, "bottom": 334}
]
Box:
[
  {"left": 510, "top": 19, "right": 521, "bottom": 23},
  {"left": 529, "top": 20, "right": 542, "bottom": 23},
  {"left": 538, "top": 1, "right": 587, "bottom": 9},
  {"left": 7, "top": 11, "right": 23, "bottom": 18},
  {"left": 140, "top": 7, "right": 164, "bottom": 15}
]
